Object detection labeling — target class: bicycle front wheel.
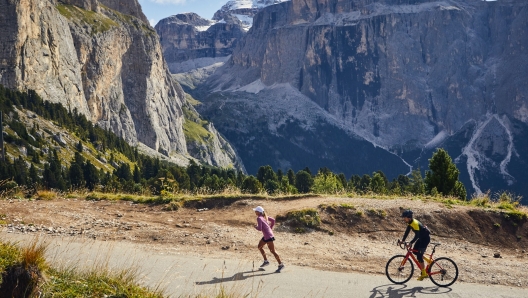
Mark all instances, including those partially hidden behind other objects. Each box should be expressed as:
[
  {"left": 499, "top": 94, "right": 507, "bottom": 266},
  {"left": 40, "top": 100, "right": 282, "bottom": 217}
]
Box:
[
  {"left": 429, "top": 257, "right": 458, "bottom": 287},
  {"left": 385, "top": 255, "right": 414, "bottom": 284}
]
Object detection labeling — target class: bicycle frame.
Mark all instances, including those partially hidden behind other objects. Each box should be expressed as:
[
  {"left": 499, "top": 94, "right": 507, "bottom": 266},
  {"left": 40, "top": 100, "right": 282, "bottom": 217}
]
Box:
[
  {"left": 387, "top": 241, "right": 458, "bottom": 286},
  {"left": 400, "top": 242, "right": 443, "bottom": 276}
]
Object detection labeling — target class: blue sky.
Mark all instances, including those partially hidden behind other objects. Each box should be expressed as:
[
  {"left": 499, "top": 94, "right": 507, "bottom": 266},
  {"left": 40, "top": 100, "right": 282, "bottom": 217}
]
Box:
[{"left": 138, "top": 0, "right": 228, "bottom": 26}]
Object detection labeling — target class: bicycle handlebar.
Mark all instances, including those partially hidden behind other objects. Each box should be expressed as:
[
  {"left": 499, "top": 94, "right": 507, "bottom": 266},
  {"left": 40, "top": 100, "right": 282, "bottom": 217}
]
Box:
[{"left": 397, "top": 240, "right": 410, "bottom": 250}]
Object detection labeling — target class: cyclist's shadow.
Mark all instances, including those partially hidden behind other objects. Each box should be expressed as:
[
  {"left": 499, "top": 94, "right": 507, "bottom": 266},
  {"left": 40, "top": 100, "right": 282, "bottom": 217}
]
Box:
[
  {"left": 195, "top": 268, "right": 275, "bottom": 285},
  {"left": 369, "top": 284, "right": 452, "bottom": 298}
]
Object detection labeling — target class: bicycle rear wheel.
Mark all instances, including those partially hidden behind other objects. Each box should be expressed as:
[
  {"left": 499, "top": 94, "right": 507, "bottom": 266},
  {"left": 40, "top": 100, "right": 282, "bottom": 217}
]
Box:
[
  {"left": 429, "top": 257, "right": 458, "bottom": 287},
  {"left": 385, "top": 255, "right": 414, "bottom": 284}
]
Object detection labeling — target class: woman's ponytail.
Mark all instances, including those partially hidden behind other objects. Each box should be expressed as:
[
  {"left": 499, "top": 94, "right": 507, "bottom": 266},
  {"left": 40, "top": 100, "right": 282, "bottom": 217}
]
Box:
[{"left": 262, "top": 210, "right": 269, "bottom": 223}]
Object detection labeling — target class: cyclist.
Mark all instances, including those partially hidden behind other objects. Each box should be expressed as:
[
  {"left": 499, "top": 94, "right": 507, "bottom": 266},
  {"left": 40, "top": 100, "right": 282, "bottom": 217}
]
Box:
[{"left": 398, "top": 209, "right": 431, "bottom": 280}]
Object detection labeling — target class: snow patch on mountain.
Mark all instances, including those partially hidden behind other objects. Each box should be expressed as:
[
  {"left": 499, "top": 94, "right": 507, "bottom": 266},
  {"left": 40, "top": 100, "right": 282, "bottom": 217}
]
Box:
[
  {"left": 232, "top": 14, "right": 253, "bottom": 29},
  {"left": 214, "top": 0, "right": 290, "bottom": 28}
]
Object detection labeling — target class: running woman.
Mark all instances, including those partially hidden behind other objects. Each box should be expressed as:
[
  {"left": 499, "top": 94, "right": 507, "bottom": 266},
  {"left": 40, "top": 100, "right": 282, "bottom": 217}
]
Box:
[{"left": 253, "top": 206, "right": 284, "bottom": 271}]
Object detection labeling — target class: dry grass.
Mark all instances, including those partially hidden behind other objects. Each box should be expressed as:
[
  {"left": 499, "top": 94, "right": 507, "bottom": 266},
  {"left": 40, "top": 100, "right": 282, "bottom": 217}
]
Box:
[
  {"left": 20, "top": 239, "right": 48, "bottom": 271},
  {"left": 36, "top": 190, "right": 60, "bottom": 200}
]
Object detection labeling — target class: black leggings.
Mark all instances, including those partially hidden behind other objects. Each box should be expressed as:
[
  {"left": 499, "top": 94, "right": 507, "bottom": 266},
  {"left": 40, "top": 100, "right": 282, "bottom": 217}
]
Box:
[{"left": 413, "top": 236, "right": 430, "bottom": 263}]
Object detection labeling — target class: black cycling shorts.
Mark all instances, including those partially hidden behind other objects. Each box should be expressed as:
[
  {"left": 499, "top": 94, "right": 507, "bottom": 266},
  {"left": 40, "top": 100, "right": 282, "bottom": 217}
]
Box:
[
  {"left": 262, "top": 237, "right": 275, "bottom": 242},
  {"left": 414, "top": 235, "right": 430, "bottom": 252}
]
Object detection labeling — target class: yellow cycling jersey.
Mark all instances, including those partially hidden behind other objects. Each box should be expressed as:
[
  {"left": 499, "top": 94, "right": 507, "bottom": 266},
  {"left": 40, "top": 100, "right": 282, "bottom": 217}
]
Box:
[
  {"left": 402, "top": 218, "right": 430, "bottom": 243},
  {"left": 409, "top": 219, "right": 422, "bottom": 232}
]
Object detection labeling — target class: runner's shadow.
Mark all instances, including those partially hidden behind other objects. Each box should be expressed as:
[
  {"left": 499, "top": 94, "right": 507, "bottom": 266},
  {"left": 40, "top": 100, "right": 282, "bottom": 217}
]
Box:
[
  {"left": 195, "top": 269, "right": 276, "bottom": 285},
  {"left": 369, "top": 284, "right": 452, "bottom": 298}
]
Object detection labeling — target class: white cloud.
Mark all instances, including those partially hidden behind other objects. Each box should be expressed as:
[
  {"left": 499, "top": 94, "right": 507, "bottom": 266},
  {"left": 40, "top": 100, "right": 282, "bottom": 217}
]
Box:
[
  {"left": 149, "top": 19, "right": 157, "bottom": 26},
  {"left": 148, "top": 0, "right": 187, "bottom": 4}
]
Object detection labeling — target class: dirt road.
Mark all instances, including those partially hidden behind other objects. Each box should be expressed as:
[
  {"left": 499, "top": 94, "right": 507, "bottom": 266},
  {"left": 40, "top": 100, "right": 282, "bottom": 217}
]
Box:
[
  {"left": 1, "top": 196, "right": 527, "bottom": 292},
  {"left": 2, "top": 233, "right": 527, "bottom": 298}
]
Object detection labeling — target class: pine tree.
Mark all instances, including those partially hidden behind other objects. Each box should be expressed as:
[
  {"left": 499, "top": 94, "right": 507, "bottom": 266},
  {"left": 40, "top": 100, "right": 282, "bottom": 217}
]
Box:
[
  {"left": 295, "top": 170, "right": 314, "bottom": 193},
  {"left": 256, "top": 165, "right": 277, "bottom": 185},
  {"left": 359, "top": 174, "right": 371, "bottom": 193},
  {"left": 410, "top": 169, "right": 425, "bottom": 195},
  {"left": 83, "top": 161, "right": 99, "bottom": 191},
  {"left": 28, "top": 164, "right": 40, "bottom": 186},
  {"left": 287, "top": 169, "right": 296, "bottom": 186},
  {"left": 425, "top": 148, "right": 467, "bottom": 200},
  {"left": 370, "top": 172, "right": 387, "bottom": 194},
  {"left": 241, "top": 175, "right": 262, "bottom": 194}
]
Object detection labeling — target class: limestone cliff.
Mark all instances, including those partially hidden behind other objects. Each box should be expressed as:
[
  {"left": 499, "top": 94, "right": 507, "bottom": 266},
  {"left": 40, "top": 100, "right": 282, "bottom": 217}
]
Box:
[
  {"left": 196, "top": 0, "right": 528, "bottom": 197},
  {"left": 0, "top": 0, "right": 243, "bottom": 171},
  {"left": 155, "top": 13, "right": 245, "bottom": 74}
]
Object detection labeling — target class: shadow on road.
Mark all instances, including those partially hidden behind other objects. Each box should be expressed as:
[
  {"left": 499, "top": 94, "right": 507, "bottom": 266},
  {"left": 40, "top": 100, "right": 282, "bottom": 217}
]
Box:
[
  {"left": 369, "top": 284, "right": 452, "bottom": 297},
  {"left": 195, "top": 269, "right": 276, "bottom": 285}
]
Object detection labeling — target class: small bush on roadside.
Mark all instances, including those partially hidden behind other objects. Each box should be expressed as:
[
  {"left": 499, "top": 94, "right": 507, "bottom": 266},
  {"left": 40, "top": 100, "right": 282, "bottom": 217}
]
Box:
[
  {"left": 163, "top": 200, "right": 182, "bottom": 211},
  {"left": 340, "top": 203, "right": 355, "bottom": 209},
  {"left": 0, "top": 240, "right": 47, "bottom": 296},
  {"left": 36, "top": 190, "right": 59, "bottom": 200},
  {"left": 470, "top": 193, "right": 492, "bottom": 208},
  {"left": 283, "top": 208, "right": 321, "bottom": 228}
]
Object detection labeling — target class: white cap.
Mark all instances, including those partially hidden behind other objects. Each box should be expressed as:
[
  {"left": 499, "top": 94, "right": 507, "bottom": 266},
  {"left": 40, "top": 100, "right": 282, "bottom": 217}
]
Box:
[{"left": 253, "top": 206, "right": 264, "bottom": 213}]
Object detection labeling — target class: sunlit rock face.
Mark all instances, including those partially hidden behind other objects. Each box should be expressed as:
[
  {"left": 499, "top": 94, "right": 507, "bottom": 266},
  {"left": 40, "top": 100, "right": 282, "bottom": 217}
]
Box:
[
  {"left": 0, "top": 0, "right": 244, "bottom": 171},
  {"left": 194, "top": 0, "right": 528, "bottom": 198}
]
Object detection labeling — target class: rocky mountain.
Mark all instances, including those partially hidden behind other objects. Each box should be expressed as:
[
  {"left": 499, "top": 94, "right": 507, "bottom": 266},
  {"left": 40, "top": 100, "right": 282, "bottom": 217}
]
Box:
[
  {"left": 155, "top": 0, "right": 291, "bottom": 80},
  {"left": 155, "top": 13, "right": 245, "bottom": 75},
  {"left": 182, "top": 0, "right": 528, "bottom": 200},
  {"left": 0, "top": 0, "right": 244, "bottom": 171},
  {"left": 213, "top": 0, "right": 290, "bottom": 26}
]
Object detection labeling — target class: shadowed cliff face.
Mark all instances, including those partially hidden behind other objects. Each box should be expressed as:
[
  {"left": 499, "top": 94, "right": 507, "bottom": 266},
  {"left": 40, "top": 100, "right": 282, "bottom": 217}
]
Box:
[
  {"left": 222, "top": 0, "right": 528, "bottom": 147},
  {"left": 194, "top": 0, "right": 528, "bottom": 199},
  {"left": 0, "top": 0, "right": 244, "bottom": 171}
]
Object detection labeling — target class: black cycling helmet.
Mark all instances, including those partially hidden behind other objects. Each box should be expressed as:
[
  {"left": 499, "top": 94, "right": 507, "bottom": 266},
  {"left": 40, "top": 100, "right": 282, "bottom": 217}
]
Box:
[{"left": 401, "top": 209, "right": 413, "bottom": 218}]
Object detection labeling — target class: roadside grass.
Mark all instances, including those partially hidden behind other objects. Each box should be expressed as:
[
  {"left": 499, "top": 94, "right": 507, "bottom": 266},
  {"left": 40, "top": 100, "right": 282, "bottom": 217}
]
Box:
[
  {"left": 0, "top": 241, "right": 20, "bottom": 283},
  {"left": 0, "top": 241, "right": 259, "bottom": 298},
  {"left": 0, "top": 240, "right": 48, "bottom": 295},
  {"left": 40, "top": 266, "right": 165, "bottom": 297},
  {"left": 0, "top": 240, "right": 165, "bottom": 297}
]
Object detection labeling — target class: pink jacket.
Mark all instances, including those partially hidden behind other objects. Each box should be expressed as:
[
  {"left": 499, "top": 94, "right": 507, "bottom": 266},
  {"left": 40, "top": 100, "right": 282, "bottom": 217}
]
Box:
[{"left": 255, "top": 216, "right": 275, "bottom": 240}]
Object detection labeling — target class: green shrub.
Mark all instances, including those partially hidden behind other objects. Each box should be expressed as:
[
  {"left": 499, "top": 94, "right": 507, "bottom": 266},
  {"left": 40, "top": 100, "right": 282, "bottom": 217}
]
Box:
[
  {"left": 504, "top": 210, "right": 527, "bottom": 222},
  {"left": 163, "top": 201, "right": 181, "bottom": 211},
  {"left": 340, "top": 203, "right": 355, "bottom": 209},
  {"left": 367, "top": 209, "right": 387, "bottom": 218},
  {"left": 284, "top": 208, "right": 320, "bottom": 228},
  {"left": 470, "top": 195, "right": 491, "bottom": 208}
]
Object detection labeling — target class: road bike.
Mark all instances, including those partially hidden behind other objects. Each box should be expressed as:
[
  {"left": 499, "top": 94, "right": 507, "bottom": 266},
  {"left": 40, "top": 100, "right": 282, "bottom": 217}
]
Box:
[{"left": 385, "top": 241, "right": 458, "bottom": 287}]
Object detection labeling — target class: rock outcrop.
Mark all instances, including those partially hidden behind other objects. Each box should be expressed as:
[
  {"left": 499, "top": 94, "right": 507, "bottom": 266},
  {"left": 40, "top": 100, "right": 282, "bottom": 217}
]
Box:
[
  {"left": 155, "top": 1, "right": 291, "bottom": 76},
  {"left": 195, "top": 0, "right": 528, "bottom": 198},
  {"left": 156, "top": 13, "right": 245, "bottom": 74},
  {"left": 0, "top": 0, "right": 243, "bottom": 171}
]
